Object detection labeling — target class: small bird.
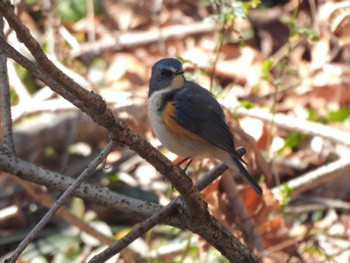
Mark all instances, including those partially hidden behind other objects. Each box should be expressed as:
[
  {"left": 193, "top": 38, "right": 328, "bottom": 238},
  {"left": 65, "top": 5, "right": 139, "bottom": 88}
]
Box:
[{"left": 148, "top": 58, "right": 262, "bottom": 196}]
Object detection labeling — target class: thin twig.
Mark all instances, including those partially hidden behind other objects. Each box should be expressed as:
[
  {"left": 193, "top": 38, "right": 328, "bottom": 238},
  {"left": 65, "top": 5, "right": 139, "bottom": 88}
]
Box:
[
  {"left": 89, "top": 197, "right": 177, "bottom": 262},
  {"left": 0, "top": 15, "right": 14, "bottom": 153},
  {"left": 5, "top": 141, "right": 115, "bottom": 263},
  {"left": 13, "top": 177, "right": 116, "bottom": 245}
]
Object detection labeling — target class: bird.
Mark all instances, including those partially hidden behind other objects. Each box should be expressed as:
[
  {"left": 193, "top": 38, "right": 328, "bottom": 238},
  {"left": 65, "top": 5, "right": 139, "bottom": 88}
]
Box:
[{"left": 148, "top": 58, "right": 262, "bottom": 196}]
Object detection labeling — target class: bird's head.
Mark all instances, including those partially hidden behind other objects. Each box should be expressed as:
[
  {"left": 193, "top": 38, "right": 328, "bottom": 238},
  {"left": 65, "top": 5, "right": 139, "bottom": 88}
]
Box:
[{"left": 149, "top": 58, "right": 185, "bottom": 97}]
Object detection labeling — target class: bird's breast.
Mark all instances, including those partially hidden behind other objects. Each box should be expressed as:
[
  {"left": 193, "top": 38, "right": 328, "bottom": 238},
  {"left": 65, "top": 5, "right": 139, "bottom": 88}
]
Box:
[{"left": 148, "top": 90, "right": 206, "bottom": 157}]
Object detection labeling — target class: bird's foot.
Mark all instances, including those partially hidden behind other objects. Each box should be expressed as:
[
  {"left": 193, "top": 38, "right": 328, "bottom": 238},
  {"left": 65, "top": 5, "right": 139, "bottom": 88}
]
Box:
[{"left": 175, "top": 157, "right": 193, "bottom": 174}]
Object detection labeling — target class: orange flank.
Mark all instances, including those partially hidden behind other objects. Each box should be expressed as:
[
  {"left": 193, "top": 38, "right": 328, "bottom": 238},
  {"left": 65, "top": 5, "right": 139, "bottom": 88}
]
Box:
[{"left": 162, "top": 102, "right": 202, "bottom": 140}]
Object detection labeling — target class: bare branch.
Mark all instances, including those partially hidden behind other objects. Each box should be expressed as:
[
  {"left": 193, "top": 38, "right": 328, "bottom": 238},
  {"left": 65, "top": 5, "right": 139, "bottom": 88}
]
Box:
[
  {"left": 0, "top": 150, "right": 166, "bottom": 222},
  {"left": 0, "top": 15, "right": 14, "bottom": 153},
  {"left": 89, "top": 195, "right": 179, "bottom": 263},
  {"left": 91, "top": 159, "right": 251, "bottom": 262},
  {"left": 0, "top": 0, "right": 211, "bottom": 227},
  {"left": 0, "top": 3, "right": 202, "bottom": 210},
  {"left": 236, "top": 107, "right": 350, "bottom": 147},
  {"left": 13, "top": 177, "right": 115, "bottom": 245},
  {"left": 272, "top": 157, "right": 350, "bottom": 200},
  {"left": 0, "top": 3, "right": 260, "bottom": 261},
  {"left": 0, "top": 37, "right": 87, "bottom": 111},
  {"left": 70, "top": 22, "right": 217, "bottom": 57},
  {"left": 5, "top": 141, "right": 115, "bottom": 263},
  {"left": 0, "top": 3, "right": 94, "bottom": 109}
]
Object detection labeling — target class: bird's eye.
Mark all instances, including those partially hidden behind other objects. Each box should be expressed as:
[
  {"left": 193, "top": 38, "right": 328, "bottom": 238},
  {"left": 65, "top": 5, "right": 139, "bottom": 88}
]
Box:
[{"left": 160, "top": 69, "right": 173, "bottom": 76}]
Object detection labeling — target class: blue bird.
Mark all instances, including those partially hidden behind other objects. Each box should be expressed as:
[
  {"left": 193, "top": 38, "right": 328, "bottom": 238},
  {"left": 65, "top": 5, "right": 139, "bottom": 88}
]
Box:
[{"left": 148, "top": 58, "right": 262, "bottom": 196}]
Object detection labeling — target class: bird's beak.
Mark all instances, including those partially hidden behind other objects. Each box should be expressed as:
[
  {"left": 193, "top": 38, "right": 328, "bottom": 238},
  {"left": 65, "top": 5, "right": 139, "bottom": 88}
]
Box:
[{"left": 175, "top": 70, "right": 184, "bottom": 76}]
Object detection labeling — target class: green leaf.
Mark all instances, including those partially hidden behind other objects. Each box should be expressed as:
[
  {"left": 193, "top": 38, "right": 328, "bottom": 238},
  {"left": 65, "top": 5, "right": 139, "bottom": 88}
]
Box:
[
  {"left": 107, "top": 173, "right": 120, "bottom": 183},
  {"left": 326, "top": 108, "right": 350, "bottom": 122},
  {"left": 280, "top": 183, "right": 294, "bottom": 208},
  {"left": 307, "top": 108, "right": 319, "bottom": 122},
  {"left": 261, "top": 59, "right": 274, "bottom": 81},
  {"left": 280, "top": 131, "right": 307, "bottom": 153},
  {"left": 240, "top": 100, "right": 255, "bottom": 109},
  {"left": 57, "top": 0, "right": 102, "bottom": 23},
  {"left": 44, "top": 146, "right": 57, "bottom": 158},
  {"left": 297, "top": 28, "right": 319, "bottom": 41},
  {"left": 10, "top": 89, "right": 19, "bottom": 105}
]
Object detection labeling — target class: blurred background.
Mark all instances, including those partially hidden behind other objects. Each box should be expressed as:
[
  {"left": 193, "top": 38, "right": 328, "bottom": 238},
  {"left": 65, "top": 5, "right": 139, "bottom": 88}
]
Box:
[{"left": 1, "top": 0, "right": 350, "bottom": 262}]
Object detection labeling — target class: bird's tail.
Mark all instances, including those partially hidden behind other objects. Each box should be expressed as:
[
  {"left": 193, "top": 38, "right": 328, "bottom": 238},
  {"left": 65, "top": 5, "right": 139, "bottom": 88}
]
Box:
[{"left": 232, "top": 157, "right": 262, "bottom": 196}]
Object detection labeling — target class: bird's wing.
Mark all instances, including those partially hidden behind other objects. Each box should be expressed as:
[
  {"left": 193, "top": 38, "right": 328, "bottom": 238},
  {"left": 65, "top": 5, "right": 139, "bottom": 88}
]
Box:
[
  {"left": 173, "top": 82, "right": 236, "bottom": 155},
  {"left": 173, "top": 82, "right": 262, "bottom": 195}
]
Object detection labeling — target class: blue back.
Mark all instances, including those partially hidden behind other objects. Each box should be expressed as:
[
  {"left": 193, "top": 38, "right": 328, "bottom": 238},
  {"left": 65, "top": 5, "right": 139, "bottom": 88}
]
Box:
[{"left": 172, "top": 81, "right": 236, "bottom": 155}]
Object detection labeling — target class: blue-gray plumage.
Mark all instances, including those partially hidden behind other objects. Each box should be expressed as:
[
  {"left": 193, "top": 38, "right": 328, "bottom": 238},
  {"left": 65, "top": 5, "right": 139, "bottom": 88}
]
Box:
[{"left": 148, "top": 58, "right": 262, "bottom": 195}]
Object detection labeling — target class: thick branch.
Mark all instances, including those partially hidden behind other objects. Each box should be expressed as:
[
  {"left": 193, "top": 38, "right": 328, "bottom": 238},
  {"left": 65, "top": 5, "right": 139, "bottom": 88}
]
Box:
[
  {"left": 0, "top": 150, "right": 166, "bottom": 224},
  {"left": 0, "top": 2, "right": 206, "bottom": 215}
]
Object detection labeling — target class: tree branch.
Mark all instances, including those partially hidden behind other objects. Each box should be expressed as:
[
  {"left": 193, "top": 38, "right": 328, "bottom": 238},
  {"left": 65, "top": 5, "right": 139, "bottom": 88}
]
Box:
[
  {"left": 0, "top": 149, "right": 168, "bottom": 223},
  {"left": 90, "top": 163, "right": 229, "bottom": 262},
  {"left": 236, "top": 107, "right": 350, "bottom": 147},
  {"left": 70, "top": 22, "right": 216, "bottom": 58},
  {"left": 0, "top": 2, "right": 260, "bottom": 261},
  {"left": 0, "top": 1, "right": 205, "bottom": 214},
  {"left": 5, "top": 141, "right": 115, "bottom": 263},
  {"left": 0, "top": 15, "right": 14, "bottom": 153},
  {"left": 272, "top": 157, "right": 350, "bottom": 200},
  {"left": 12, "top": 177, "right": 116, "bottom": 246}
]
